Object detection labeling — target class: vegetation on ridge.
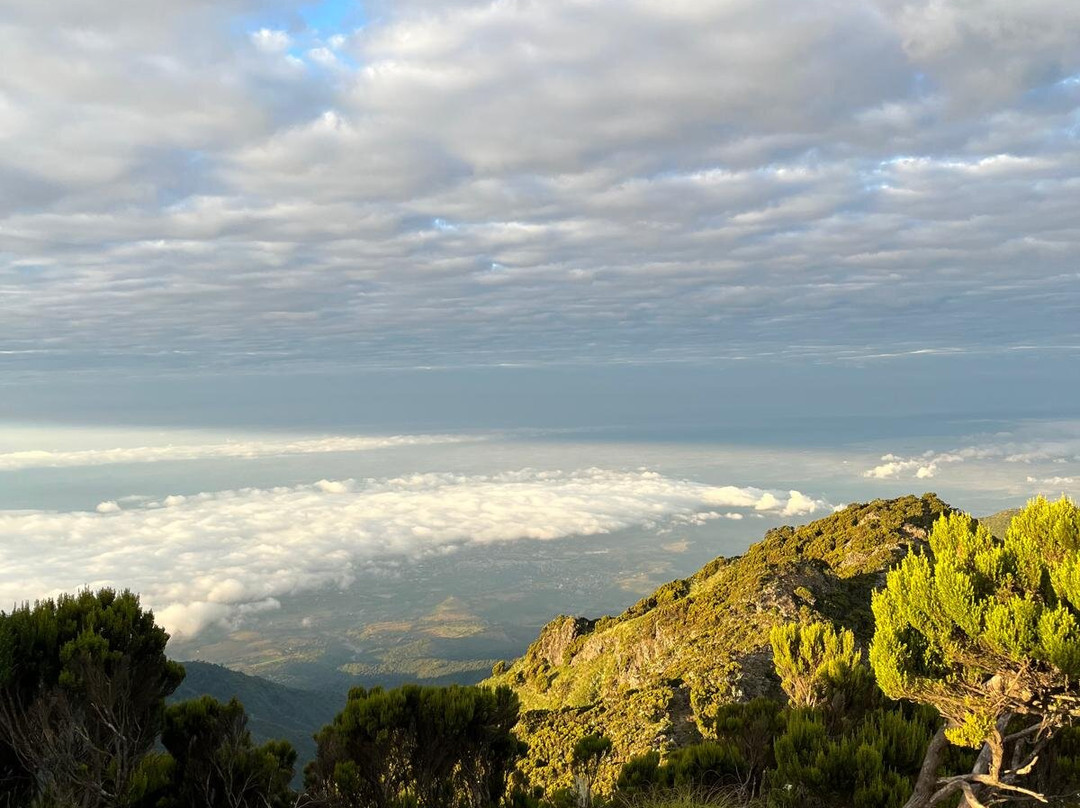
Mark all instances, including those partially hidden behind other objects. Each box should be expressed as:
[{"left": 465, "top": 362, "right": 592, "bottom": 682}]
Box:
[
  {"left": 484, "top": 494, "right": 951, "bottom": 793},
  {"left": 7, "top": 494, "right": 1080, "bottom": 807}
]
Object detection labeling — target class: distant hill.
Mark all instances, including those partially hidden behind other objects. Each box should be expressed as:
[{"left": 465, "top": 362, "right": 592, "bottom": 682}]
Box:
[
  {"left": 978, "top": 507, "right": 1021, "bottom": 539},
  {"left": 171, "top": 660, "right": 344, "bottom": 773},
  {"left": 486, "top": 493, "right": 953, "bottom": 793}
]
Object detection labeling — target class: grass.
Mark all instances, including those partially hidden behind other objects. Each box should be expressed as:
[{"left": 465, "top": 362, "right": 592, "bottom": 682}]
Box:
[{"left": 611, "top": 786, "right": 760, "bottom": 808}]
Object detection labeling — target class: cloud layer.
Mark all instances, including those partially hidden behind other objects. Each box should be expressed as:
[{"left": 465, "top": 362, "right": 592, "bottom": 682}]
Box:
[
  {"left": 0, "top": 432, "right": 482, "bottom": 471},
  {"left": 0, "top": 468, "right": 828, "bottom": 638},
  {"left": 1, "top": 0, "right": 1078, "bottom": 373}
]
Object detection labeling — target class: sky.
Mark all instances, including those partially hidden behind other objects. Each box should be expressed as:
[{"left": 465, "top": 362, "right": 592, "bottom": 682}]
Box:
[
  {"left": 1, "top": 0, "right": 1079, "bottom": 648},
  {"left": 1, "top": 0, "right": 1078, "bottom": 377}
]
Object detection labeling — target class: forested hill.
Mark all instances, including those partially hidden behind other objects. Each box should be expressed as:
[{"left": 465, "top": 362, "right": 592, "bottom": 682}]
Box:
[
  {"left": 485, "top": 493, "right": 954, "bottom": 793},
  {"left": 171, "top": 661, "right": 341, "bottom": 771}
]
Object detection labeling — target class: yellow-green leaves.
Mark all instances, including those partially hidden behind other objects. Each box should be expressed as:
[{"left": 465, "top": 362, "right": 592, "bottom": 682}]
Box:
[
  {"left": 1037, "top": 606, "right": 1080, "bottom": 677},
  {"left": 770, "top": 620, "right": 866, "bottom": 709},
  {"left": 870, "top": 495, "right": 1080, "bottom": 749}
]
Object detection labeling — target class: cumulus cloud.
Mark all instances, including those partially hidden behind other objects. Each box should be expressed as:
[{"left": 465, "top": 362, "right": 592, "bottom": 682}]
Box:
[
  {"left": 0, "top": 468, "right": 829, "bottom": 639},
  {"left": 0, "top": 0, "right": 1077, "bottom": 372},
  {"left": 0, "top": 433, "right": 484, "bottom": 471},
  {"left": 862, "top": 426, "right": 1080, "bottom": 484},
  {"left": 863, "top": 453, "right": 947, "bottom": 479}
]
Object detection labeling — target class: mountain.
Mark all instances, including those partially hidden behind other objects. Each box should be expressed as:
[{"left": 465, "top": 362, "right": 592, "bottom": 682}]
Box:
[
  {"left": 171, "top": 660, "right": 344, "bottom": 773},
  {"left": 485, "top": 493, "right": 953, "bottom": 793},
  {"left": 978, "top": 507, "right": 1021, "bottom": 539}
]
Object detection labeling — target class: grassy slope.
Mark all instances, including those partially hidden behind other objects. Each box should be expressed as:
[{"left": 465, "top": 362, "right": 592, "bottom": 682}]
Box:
[{"left": 486, "top": 494, "right": 953, "bottom": 793}]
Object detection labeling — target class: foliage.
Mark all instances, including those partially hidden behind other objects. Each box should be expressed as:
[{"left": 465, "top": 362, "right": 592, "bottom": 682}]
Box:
[
  {"left": 135, "top": 695, "right": 297, "bottom": 808},
  {"left": 487, "top": 496, "right": 951, "bottom": 794},
  {"left": 572, "top": 734, "right": 613, "bottom": 808},
  {"left": 0, "top": 588, "right": 185, "bottom": 808},
  {"left": 171, "top": 660, "right": 339, "bottom": 780},
  {"left": 766, "top": 706, "right": 939, "bottom": 808},
  {"left": 616, "top": 699, "right": 939, "bottom": 808},
  {"left": 870, "top": 495, "right": 1080, "bottom": 805},
  {"left": 769, "top": 621, "right": 873, "bottom": 712},
  {"left": 304, "top": 683, "right": 524, "bottom": 808}
]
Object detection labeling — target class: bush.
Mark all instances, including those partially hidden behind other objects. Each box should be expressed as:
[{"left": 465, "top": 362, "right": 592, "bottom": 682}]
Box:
[
  {"left": 305, "top": 683, "right": 524, "bottom": 808},
  {"left": 766, "top": 706, "right": 939, "bottom": 808}
]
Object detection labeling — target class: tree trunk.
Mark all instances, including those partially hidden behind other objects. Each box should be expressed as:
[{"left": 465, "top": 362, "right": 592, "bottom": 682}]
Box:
[{"left": 902, "top": 727, "right": 950, "bottom": 808}]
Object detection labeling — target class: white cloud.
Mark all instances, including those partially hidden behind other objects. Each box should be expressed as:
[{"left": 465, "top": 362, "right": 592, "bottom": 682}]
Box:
[
  {"left": 0, "top": 0, "right": 1078, "bottom": 372},
  {"left": 0, "top": 433, "right": 485, "bottom": 471},
  {"left": 250, "top": 29, "right": 292, "bottom": 54},
  {"left": 0, "top": 468, "right": 829, "bottom": 639},
  {"left": 95, "top": 500, "right": 121, "bottom": 514},
  {"left": 780, "top": 490, "right": 829, "bottom": 516},
  {"left": 864, "top": 450, "right": 971, "bottom": 479},
  {"left": 860, "top": 427, "right": 1080, "bottom": 489},
  {"left": 1026, "top": 476, "right": 1077, "bottom": 487}
]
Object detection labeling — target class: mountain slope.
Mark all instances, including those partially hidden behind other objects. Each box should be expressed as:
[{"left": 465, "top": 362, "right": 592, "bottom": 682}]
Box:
[
  {"left": 978, "top": 507, "right": 1021, "bottom": 539},
  {"left": 171, "top": 661, "right": 343, "bottom": 771},
  {"left": 486, "top": 493, "right": 953, "bottom": 793}
]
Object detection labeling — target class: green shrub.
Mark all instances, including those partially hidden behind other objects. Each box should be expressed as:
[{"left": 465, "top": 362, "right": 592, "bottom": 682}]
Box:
[{"left": 766, "top": 706, "right": 938, "bottom": 808}]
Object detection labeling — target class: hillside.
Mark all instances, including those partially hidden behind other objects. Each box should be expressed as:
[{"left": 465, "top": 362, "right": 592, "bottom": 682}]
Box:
[
  {"left": 486, "top": 493, "right": 953, "bottom": 793},
  {"left": 171, "top": 661, "right": 343, "bottom": 772},
  {"left": 978, "top": 507, "right": 1021, "bottom": 539}
]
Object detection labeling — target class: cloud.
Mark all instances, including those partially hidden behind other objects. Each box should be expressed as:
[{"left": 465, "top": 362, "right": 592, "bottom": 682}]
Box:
[
  {"left": 0, "top": 0, "right": 1077, "bottom": 373},
  {"left": 1026, "top": 476, "right": 1077, "bottom": 487},
  {"left": 781, "top": 490, "right": 829, "bottom": 516},
  {"left": 250, "top": 28, "right": 292, "bottom": 54},
  {"left": 0, "top": 433, "right": 485, "bottom": 471},
  {"left": 0, "top": 468, "right": 829, "bottom": 639},
  {"left": 861, "top": 425, "right": 1080, "bottom": 485}
]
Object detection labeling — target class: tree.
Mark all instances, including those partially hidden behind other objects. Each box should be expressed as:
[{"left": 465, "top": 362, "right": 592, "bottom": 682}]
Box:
[
  {"left": 770, "top": 620, "right": 874, "bottom": 715},
  {"left": 570, "top": 734, "right": 611, "bottom": 808},
  {"left": 870, "top": 496, "right": 1080, "bottom": 807},
  {"left": 0, "top": 588, "right": 185, "bottom": 808},
  {"left": 304, "top": 684, "right": 523, "bottom": 808},
  {"left": 152, "top": 696, "right": 296, "bottom": 808}
]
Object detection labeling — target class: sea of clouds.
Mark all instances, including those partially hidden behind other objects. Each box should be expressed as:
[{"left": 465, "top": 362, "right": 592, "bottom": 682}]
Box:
[{"left": 0, "top": 466, "right": 830, "bottom": 639}]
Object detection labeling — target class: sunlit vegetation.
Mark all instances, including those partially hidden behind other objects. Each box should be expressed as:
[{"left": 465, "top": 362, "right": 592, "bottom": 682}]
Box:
[{"left": 5, "top": 496, "right": 1080, "bottom": 807}]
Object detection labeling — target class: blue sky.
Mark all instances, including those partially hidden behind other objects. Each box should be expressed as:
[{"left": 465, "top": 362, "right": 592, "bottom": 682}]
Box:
[{"left": 298, "top": 0, "right": 358, "bottom": 32}]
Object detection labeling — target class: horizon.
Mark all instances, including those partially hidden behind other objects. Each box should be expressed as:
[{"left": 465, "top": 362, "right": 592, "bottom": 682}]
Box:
[{"left": 2, "top": 0, "right": 1079, "bottom": 672}]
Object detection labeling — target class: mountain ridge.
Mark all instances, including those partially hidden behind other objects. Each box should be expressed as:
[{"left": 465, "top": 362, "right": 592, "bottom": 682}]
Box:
[{"left": 485, "top": 493, "right": 954, "bottom": 792}]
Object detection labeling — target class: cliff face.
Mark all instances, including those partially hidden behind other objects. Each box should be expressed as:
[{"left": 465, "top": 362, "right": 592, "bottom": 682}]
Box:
[{"left": 486, "top": 493, "right": 952, "bottom": 793}]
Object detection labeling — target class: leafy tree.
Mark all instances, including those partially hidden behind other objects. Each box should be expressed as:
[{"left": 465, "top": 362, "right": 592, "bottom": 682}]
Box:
[
  {"left": 304, "top": 684, "right": 522, "bottom": 808},
  {"left": 0, "top": 588, "right": 184, "bottom": 808},
  {"left": 571, "top": 734, "right": 612, "bottom": 808},
  {"left": 770, "top": 620, "right": 873, "bottom": 714},
  {"left": 145, "top": 696, "right": 296, "bottom": 808},
  {"left": 870, "top": 496, "right": 1080, "bottom": 807}
]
